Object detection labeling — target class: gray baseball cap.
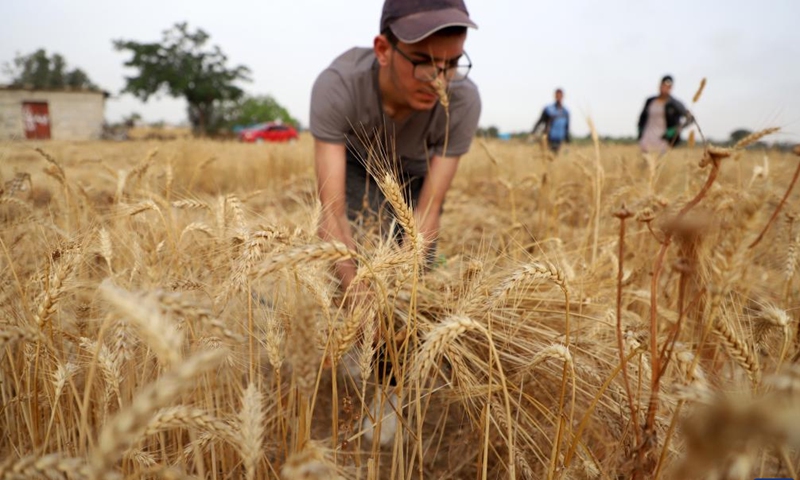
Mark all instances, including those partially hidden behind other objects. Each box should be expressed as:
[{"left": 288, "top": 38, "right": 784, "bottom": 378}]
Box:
[{"left": 380, "top": 0, "right": 478, "bottom": 44}]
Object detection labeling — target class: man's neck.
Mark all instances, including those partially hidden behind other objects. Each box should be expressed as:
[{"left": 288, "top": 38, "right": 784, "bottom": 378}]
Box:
[{"left": 378, "top": 65, "right": 413, "bottom": 121}]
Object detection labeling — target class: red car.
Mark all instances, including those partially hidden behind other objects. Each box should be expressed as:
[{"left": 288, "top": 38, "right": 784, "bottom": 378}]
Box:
[{"left": 239, "top": 122, "right": 299, "bottom": 143}]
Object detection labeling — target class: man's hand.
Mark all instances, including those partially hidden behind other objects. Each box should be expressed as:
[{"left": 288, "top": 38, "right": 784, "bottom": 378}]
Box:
[{"left": 414, "top": 154, "right": 460, "bottom": 261}]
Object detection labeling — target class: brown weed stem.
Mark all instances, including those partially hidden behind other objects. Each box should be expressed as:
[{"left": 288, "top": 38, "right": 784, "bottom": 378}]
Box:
[
  {"left": 613, "top": 205, "right": 640, "bottom": 447},
  {"left": 748, "top": 159, "right": 800, "bottom": 249}
]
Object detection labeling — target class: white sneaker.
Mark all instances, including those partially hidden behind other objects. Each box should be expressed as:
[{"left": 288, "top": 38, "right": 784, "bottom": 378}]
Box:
[{"left": 362, "top": 391, "right": 399, "bottom": 446}]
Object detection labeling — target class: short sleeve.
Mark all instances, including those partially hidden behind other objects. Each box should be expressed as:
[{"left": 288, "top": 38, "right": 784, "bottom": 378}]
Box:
[
  {"left": 432, "top": 81, "right": 481, "bottom": 157},
  {"left": 309, "top": 69, "right": 352, "bottom": 144}
]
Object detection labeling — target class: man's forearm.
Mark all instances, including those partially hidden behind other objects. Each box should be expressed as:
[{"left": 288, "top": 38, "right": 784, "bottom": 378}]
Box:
[
  {"left": 319, "top": 211, "right": 358, "bottom": 289},
  {"left": 413, "top": 155, "right": 459, "bottom": 259}
]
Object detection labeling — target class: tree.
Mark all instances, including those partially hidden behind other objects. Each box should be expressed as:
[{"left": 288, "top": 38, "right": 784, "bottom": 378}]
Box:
[
  {"left": 114, "top": 23, "right": 251, "bottom": 134},
  {"left": 476, "top": 125, "right": 499, "bottom": 138},
  {"left": 122, "top": 112, "right": 142, "bottom": 128},
  {"left": 219, "top": 95, "right": 298, "bottom": 130},
  {"left": 3, "top": 49, "right": 98, "bottom": 90},
  {"left": 729, "top": 129, "right": 753, "bottom": 145}
]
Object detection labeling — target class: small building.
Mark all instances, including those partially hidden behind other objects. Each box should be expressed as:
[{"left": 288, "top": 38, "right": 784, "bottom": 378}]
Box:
[{"left": 0, "top": 86, "right": 108, "bottom": 141}]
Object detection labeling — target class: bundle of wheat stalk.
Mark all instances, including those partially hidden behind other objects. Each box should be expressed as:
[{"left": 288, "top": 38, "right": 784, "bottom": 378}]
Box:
[{"left": 0, "top": 134, "right": 798, "bottom": 479}]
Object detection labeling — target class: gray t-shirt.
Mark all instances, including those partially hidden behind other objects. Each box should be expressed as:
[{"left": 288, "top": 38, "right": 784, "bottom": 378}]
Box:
[{"left": 310, "top": 47, "right": 481, "bottom": 178}]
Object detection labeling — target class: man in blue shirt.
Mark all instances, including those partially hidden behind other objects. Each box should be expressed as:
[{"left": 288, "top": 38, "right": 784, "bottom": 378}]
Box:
[{"left": 532, "top": 88, "right": 571, "bottom": 153}]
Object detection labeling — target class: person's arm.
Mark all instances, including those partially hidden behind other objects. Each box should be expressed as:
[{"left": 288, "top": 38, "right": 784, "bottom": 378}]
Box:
[
  {"left": 532, "top": 108, "right": 549, "bottom": 135},
  {"left": 414, "top": 154, "right": 460, "bottom": 257},
  {"left": 314, "top": 139, "right": 358, "bottom": 290},
  {"left": 637, "top": 98, "right": 651, "bottom": 140},
  {"left": 565, "top": 111, "right": 571, "bottom": 143},
  {"left": 675, "top": 99, "right": 694, "bottom": 126}
]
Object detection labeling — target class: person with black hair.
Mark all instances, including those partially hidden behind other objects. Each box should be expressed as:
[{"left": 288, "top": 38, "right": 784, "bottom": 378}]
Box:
[
  {"left": 531, "top": 88, "right": 571, "bottom": 153},
  {"left": 310, "top": 0, "right": 481, "bottom": 447},
  {"left": 311, "top": 0, "right": 481, "bottom": 291},
  {"left": 638, "top": 75, "right": 693, "bottom": 153}
]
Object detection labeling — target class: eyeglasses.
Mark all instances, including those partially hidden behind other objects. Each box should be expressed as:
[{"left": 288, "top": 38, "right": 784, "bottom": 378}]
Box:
[{"left": 389, "top": 42, "right": 472, "bottom": 83}]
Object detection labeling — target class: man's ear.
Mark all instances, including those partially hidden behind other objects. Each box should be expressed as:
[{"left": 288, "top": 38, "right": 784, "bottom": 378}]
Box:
[{"left": 374, "top": 34, "right": 391, "bottom": 66}]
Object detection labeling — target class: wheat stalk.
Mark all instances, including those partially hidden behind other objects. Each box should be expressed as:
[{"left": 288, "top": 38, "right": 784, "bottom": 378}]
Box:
[
  {"left": 0, "top": 196, "right": 33, "bottom": 213},
  {"left": 280, "top": 442, "right": 337, "bottom": 480},
  {"left": 333, "top": 302, "right": 375, "bottom": 361},
  {"left": 119, "top": 200, "right": 159, "bottom": 217},
  {"left": 171, "top": 199, "right": 210, "bottom": 210},
  {"left": 692, "top": 78, "right": 707, "bottom": 104},
  {"left": 34, "top": 252, "right": 81, "bottom": 327},
  {"left": 250, "top": 241, "right": 355, "bottom": 281},
  {"left": 263, "top": 308, "right": 285, "bottom": 371},
  {"left": 99, "top": 280, "right": 184, "bottom": 365},
  {"left": 786, "top": 234, "right": 799, "bottom": 282},
  {"left": 238, "top": 383, "right": 265, "bottom": 480},
  {"left": 90, "top": 349, "right": 225, "bottom": 478},
  {"left": 493, "top": 261, "right": 568, "bottom": 306},
  {"left": 139, "top": 406, "right": 236, "bottom": 444},
  {"left": 0, "top": 454, "right": 87, "bottom": 480},
  {"left": 35, "top": 148, "right": 66, "bottom": 185},
  {"left": 286, "top": 282, "right": 321, "bottom": 395},
  {"left": 226, "top": 194, "right": 246, "bottom": 230},
  {"left": 79, "top": 337, "right": 122, "bottom": 410},
  {"left": 376, "top": 173, "right": 423, "bottom": 254},
  {"left": 415, "top": 315, "right": 484, "bottom": 379},
  {"left": 179, "top": 222, "right": 215, "bottom": 245},
  {"left": 733, "top": 127, "right": 780, "bottom": 150},
  {"left": 128, "top": 148, "right": 158, "bottom": 185},
  {"left": 713, "top": 318, "right": 760, "bottom": 384},
  {"left": 0, "top": 326, "right": 39, "bottom": 349}
]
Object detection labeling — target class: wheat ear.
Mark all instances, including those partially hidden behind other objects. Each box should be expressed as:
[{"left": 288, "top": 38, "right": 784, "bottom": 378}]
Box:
[
  {"left": 713, "top": 319, "right": 760, "bottom": 384},
  {"left": 34, "top": 252, "right": 81, "bottom": 327},
  {"left": 90, "top": 349, "right": 225, "bottom": 479},
  {"left": 0, "top": 454, "right": 88, "bottom": 480},
  {"left": 280, "top": 441, "right": 336, "bottom": 480},
  {"left": 692, "top": 78, "right": 707, "bottom": 104},
  {"left": 733, "top": 127, "right": 780, "bottom": 150},
  {"left": 99, "top": 280, "right": 184, "bottom": 365},
  {"left": 415, "top": 315, "right": 484, "bottom": 379},
  {"left": 140, "top": 406, "right": 237, "bottom": 445},
  {"left": 376, "top": 173, "right": 424, "bottom": 255},
  {"left": 493, "top": 261, "right": 568, "bottom": 306},
  {"left": 238, "top": 383, "right": 265, "bottom": 480},
  {"left": 250, "top": 241, "right": 355, "bottom": 280}
]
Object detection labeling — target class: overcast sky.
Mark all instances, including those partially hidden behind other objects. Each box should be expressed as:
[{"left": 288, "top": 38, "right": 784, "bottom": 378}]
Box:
[{"left": 2, "top": 0, "right": 799, "bottom": 142}]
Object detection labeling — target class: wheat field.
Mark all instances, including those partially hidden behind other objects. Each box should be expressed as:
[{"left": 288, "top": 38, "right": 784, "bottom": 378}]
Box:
[{"left": 1, "top": 133, "right": 799, "bottom": 479}]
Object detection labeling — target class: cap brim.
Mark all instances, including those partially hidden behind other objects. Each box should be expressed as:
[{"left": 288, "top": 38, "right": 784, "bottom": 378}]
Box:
[{"left": 390, "top": 7, "right": 477, "bottom": 44}]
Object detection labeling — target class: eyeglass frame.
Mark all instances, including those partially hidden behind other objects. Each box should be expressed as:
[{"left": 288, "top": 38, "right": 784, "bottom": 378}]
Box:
[{"left": 388, "top": 40, "right": 472, "bottom": 83}]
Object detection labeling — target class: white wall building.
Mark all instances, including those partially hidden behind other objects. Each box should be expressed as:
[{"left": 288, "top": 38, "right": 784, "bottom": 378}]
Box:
[{"left": 0, "top": 86, "right": 107, "bottom": 141}]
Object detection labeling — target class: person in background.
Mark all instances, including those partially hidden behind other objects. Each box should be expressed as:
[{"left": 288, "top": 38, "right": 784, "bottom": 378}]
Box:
[
  {"left": 638, "top": 75, "right": 693, "bottom": 154},
  {"left": 531, "top": 88, "right": 570, "bottom": 153}
]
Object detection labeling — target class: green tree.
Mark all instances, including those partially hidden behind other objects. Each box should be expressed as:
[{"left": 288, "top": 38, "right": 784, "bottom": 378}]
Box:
[
  {"left": 477, "top": 125, "right": 499, "bottom": 138},
  {"left": 113, "top": 22, "right": 251, "bottom": 134},
  {"left": 220, "top": 95, "right": 298, "bottom": 130},
  {"left": 729, "top": 129, "right": 753, "bottom": 145},
  {"left": 3, "top": 49, "right": 98, "bottom": 90}
]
